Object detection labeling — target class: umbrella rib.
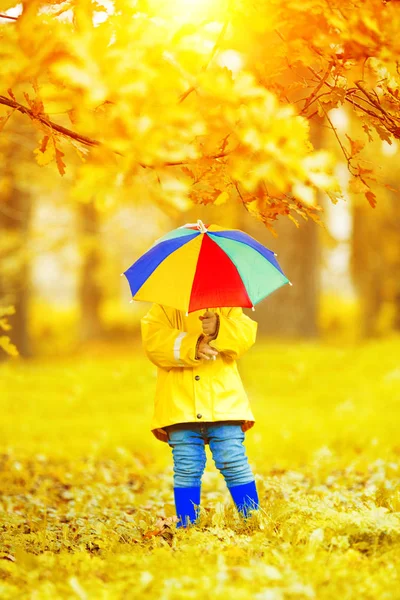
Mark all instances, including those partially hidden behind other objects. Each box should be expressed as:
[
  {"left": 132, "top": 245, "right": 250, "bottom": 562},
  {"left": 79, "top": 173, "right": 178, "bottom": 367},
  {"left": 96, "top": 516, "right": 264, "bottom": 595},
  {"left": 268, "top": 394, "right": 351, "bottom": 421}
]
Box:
[
  {"left": 209, "top": 231, "right": 289, "bottom": 279},
  {"left": 207, "top": 232, "right": 291, "bottom": 306}
]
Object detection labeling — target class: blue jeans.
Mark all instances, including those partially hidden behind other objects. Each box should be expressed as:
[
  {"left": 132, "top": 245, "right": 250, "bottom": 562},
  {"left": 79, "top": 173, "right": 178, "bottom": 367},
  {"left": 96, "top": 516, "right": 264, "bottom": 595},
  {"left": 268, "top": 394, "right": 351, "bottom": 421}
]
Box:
[{"left": 165, "top": 421, "right": 256, "bottom": 488}]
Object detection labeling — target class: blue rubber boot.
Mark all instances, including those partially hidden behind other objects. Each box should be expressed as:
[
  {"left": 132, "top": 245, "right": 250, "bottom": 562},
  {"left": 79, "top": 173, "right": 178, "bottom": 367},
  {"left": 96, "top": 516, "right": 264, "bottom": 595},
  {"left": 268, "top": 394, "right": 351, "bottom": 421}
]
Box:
[
  {"left": 228, "top": 480, "right": 260, "bottom": 518},
  {"left": 173, "top": 486, "right": 201, "bottom": 529}
]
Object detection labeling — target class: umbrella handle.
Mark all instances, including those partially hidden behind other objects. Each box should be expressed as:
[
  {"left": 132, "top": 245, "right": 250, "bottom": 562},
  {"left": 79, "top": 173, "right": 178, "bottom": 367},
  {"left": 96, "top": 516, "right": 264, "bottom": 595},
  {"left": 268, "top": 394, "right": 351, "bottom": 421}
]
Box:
[{"left": 197, "top": 219, "right": 207, "bottom": 233}]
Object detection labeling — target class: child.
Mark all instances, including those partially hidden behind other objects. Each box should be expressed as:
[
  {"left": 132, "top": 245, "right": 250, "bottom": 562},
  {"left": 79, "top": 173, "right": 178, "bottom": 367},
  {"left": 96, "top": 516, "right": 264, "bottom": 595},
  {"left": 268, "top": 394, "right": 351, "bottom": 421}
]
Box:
[{"left": 141, "top": 304, "right": 259, "bottom": 528}]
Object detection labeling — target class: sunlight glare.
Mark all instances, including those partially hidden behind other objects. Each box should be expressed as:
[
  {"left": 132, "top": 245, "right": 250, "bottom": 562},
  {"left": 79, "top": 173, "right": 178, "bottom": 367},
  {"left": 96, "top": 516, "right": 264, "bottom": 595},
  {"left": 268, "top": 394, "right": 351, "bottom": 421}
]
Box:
[
  {"left": 328, "top": 108, "right": 349, "bottom": 132},
  {"left": 217, "top": 50, "right": 244, "bottom": 73},
  {"left": 150, "top": 0, "right": 227, "bottom": 22},
  {"left": 382, "top": 140, "right": 398, "bottom": 156}
]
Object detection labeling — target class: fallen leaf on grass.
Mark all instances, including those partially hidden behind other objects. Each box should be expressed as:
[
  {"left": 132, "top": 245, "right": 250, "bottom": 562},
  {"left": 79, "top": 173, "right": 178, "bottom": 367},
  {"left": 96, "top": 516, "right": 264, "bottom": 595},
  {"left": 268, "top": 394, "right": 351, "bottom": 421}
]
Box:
[
  {"left": 143, "top": 516, "right": 179, "bottom": 539},
  {"left": 0, "top": 553, "right": 16, "bottom": 562}
]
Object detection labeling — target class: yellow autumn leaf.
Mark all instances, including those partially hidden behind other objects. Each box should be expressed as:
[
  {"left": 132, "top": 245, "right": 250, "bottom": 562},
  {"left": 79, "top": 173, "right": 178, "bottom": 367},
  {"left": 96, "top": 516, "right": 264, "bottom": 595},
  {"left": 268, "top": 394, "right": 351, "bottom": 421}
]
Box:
[
  {"left": 0, "top": 306, "right": 15, "bottom": 318},
  {"left": 2, "top": 0, "right": 399, "bottom": 226},
  {"left": 0, "top": 317, "right": 12, "bottom": 331},
  {"left": 214, "top": 191, "right": 229, "bottom": 205},
  {"left": 0, "top": 335, "right": 18, "bottom": 357},
  {"left": 34, "top": 136, "right": 55, "bottom": 167}
]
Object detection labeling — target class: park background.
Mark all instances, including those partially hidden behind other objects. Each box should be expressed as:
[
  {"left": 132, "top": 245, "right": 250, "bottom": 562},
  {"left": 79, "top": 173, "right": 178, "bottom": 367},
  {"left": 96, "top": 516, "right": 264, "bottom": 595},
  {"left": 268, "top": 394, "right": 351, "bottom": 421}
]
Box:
[{"left": 1, "top": 1, "right": 400, "bottom": 599}]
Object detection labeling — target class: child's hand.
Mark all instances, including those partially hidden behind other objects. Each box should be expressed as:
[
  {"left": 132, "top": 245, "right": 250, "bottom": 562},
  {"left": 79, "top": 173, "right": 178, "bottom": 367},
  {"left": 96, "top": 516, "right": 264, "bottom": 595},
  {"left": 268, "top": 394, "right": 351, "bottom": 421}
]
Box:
[
  {"left": 199, "top": 310, "right": 218, "bottom": 338},
  {"left": 196, "top": 336, "right": 218, "bottom": 360}
]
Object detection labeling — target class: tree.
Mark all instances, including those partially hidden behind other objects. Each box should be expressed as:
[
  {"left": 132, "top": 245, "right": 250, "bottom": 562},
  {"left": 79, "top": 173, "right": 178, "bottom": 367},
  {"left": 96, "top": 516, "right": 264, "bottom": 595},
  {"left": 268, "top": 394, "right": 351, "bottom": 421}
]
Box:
[
  {"left": 243, "top": 216, "right": 320, "bottom": 337},
  {"left": 78, "top": 199, "right": 104, "bottom": 342},
  {"left": 0, "top": 182, "right": 32, "bottom": 357},
  {"left": 351, "top": 178, "right": 400, "bottom": 337},
  {"left": 0, "top": 122, "right": 33, "bottom": 358},
  {"left": 2, "top": 0, "right": 400, "bottom": 230}
]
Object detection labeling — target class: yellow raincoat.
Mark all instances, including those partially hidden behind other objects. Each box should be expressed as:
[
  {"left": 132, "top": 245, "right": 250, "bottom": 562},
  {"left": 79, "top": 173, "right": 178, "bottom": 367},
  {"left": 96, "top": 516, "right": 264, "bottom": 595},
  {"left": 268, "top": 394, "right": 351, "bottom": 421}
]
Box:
[{"left": 141, "top": 304, "right": 257, "bottom": 443}]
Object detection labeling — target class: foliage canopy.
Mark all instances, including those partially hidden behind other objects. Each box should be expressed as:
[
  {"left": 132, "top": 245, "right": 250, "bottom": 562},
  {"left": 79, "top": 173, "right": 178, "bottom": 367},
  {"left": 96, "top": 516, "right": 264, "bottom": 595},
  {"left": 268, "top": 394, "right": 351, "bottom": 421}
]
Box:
[{"left": 1, "top": 0, "right": 400, "bottom": 228}]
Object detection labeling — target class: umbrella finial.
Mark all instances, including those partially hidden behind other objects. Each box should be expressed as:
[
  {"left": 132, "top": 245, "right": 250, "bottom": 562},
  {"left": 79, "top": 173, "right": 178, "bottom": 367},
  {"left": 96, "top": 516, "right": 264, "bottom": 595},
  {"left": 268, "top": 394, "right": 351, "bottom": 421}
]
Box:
[{"left": 197, "top": 219, "right": 207, "bottom": 233}]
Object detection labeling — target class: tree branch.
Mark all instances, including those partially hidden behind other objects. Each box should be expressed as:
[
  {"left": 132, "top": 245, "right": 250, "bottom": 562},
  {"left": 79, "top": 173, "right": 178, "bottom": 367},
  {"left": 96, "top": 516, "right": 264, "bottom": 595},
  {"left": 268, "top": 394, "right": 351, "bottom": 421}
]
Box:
[
  {"left": 355, "top": 81, "right": 399, "bottom": 126},
  {"left": 318, "top": 99, "right": 356, "bottom": 175},
  {"left": 307, "top": 65, "right": 334, "bottom": 89},
  {"left": 301, "top": 62, "right": 333, "bottom": 114},
  {"left": 0, "top": 95, "right": 100, "bottom": 148},
  {"left": 162, "top": 150, "right": 234, "bottom": 167},
  {"left": 0, "top": 14, "right": 18, "bottom": 21},
  {"left": 0, "top": 93, "right": 236, "bottom": 168},
  {"left": 345, "top": 94, "right": 384, "bottom": 121}
]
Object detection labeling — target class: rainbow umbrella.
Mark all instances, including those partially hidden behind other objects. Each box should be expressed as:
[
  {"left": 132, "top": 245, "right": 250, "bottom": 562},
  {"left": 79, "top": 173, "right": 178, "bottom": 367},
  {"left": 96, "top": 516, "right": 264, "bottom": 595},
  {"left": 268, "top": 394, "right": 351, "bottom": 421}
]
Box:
[{"left": 122, "top": 220, "right": 291, "bottom": 314}]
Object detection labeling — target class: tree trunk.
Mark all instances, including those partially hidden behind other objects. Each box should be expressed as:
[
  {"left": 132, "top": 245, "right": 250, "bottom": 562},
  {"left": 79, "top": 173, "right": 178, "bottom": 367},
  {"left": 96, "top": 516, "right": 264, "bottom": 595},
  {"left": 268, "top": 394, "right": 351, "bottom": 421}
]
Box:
[
  {"left": 244, "top": 119, "right": 322, "bottom": 337},
  {"left": 0, "top": 186, "right": 32, "bottom": 358},
  {"left": 388, "top": 195, "right": 400, "bottom": 332},
  {"left": 351, "top": 189, "right": 400, "bottom": 337},
  {"left": 78, "top": 201, "right": 104, "bottom": 342},
  {"left": 241, "top": 214, "right": 320, "bottom": 337}
]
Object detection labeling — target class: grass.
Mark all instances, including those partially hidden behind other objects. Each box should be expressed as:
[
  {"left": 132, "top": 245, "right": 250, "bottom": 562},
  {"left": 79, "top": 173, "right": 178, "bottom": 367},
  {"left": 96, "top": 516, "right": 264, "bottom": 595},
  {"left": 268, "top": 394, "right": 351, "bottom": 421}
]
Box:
[{"left": 1, "top": 337, "right": 400, "bottom": 599}]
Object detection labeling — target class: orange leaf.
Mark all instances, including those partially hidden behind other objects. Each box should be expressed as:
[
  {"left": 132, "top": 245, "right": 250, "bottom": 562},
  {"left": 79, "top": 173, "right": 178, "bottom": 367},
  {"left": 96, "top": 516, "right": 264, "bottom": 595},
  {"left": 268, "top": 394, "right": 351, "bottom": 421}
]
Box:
[
  {"left": 23, "top": 91, "right": 34, "bottom": 109},
  {"left": 143, "top": 528, "right": 163, "bottom": 539},
  {"left": 345, "top": 134, "right": 365, "bottom": 157},
  {"left": 68, "top": 109, "right": 77, "bottom": 125},
  {"left": 362, "top": 124, "right": 374, "bottom": 143},
  {"left": 365, "top": 190, "right": 377, "bottom": 208},
  {"left": 374, "top": 124, "right": 392, "bottom": 144},
  {"left": 55, "top": 147, "right": 66, "bottom": 176},
  {"left": 142, "top": 516, "right": 177, "bottom": 538},
  {"left": 34, "top": 136, "right": 55, "bottom": 166},
  {"left": 39, "top": 135, "right": 49, "bottom": 153},
  {"left": 181, "top": 166, "right": 195, "bottom": 180}
]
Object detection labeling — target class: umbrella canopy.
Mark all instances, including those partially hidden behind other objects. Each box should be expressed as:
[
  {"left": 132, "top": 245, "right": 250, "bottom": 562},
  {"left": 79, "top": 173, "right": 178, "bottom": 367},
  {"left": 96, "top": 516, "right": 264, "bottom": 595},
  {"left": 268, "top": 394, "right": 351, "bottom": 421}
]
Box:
[{"left": 122, "top": 220, "right": 291, "bottom": 313}]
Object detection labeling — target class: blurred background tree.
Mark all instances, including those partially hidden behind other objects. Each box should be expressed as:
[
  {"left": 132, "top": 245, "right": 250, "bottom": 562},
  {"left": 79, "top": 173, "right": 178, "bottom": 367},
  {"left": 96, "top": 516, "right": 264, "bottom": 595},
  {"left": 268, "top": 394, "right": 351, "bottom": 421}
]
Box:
[
  {"left": 0, "top": 114, "right": 34, "bottom": 358},
  {"left": 78, "top": 199, "right": 104, "bottom": 342},
  {"left": 351, "top": 147, "right": 400, "bottom": 338}
]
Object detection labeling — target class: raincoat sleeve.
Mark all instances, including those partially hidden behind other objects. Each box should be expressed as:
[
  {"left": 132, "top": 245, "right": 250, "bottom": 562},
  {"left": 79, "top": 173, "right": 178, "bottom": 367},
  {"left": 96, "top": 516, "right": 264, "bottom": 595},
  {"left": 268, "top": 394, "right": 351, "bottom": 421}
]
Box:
[
  {"left": 209, "top": 307, "right": 257, "bottom": 360},
  {"left": 141, "top": 304, "right": 201, "bottom": 368}
]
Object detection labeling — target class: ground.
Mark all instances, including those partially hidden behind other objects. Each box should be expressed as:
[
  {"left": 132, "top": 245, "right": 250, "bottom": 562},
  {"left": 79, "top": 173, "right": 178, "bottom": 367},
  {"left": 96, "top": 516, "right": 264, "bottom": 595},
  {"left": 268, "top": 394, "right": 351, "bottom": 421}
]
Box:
[{"left": 1, "top": 338, "right": 400, "bottom": 599}]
